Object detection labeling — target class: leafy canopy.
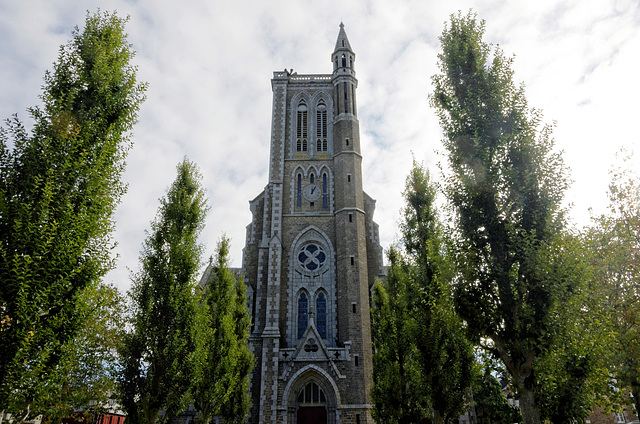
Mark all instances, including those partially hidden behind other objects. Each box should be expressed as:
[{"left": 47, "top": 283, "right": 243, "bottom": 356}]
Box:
[
  {"left": 0, "top": 10, "right": 146, "bottom": 418},
  {"left": 432, "top": 10, "right": 582, "bottom": 424},
  {"left": 372, "top": 161, "right": 473, "bottom": 424},
  {"left": 193, "top": 236, "right": 254, "bottom": 424},
  {"left": 119, "top": 158, "right": 208, "bottom": 424}
]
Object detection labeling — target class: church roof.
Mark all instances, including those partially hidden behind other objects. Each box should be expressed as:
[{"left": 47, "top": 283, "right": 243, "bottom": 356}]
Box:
[{"left": 334, "top": 22, "right": 353, "bottom": 52}]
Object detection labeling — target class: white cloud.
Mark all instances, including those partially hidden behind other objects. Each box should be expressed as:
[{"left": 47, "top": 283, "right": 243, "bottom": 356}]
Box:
[{"left": 1, "top": 0, "right": 639, "bottom": 293}]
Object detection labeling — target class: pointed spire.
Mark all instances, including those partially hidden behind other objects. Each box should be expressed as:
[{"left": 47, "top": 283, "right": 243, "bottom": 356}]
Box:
[{"left": 334, "top": 22, "right": 353, "bottom": 52}]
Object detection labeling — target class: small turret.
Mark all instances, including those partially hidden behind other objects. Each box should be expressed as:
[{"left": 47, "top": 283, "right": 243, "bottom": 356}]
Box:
[{"left": 332, "top": 22, "right": 355, "bottom": 75}]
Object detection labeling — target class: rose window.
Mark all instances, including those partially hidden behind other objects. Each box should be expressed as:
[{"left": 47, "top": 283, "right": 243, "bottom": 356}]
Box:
[{"left": 298, "top": 244, "right": 327, "bottom": 272}]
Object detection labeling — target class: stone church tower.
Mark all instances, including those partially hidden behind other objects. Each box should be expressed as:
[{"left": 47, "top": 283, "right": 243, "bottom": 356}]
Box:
[{"left": 242, "top": 24, "right": 384, "bottom": 424}]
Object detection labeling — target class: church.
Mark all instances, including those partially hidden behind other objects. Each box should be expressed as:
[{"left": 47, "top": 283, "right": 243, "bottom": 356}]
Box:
[{"left": 241, "top": 23, "right": 385, "bottom": 424}]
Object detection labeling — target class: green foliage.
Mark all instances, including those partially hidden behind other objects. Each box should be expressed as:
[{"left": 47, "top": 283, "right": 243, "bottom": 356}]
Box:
[
  {"left": 372, "top": 161, "right": 473, "bottom": 424},
  {"left": 193, "top": 237, "right": 254, "bottom": 424},
  {"left": 119, "top": 159, "right": 208, "bottom": 424},
  {"left": 405, "top": 163, "right": 473, "bottom": 424},
  {"left": 432, "top": 11, "right": 582, "bottom": 424},
  {"left": 44, "top": 282, "right": 126, "bottom": 421},
  {"left": 473, "top": 366, "right": 521, "bottom": 424},
  {"left": 0, "top": 10, "right": 146, "bottom": 419},
  {"left": 534, "top": 234, "right": 616, "bottom": 423},
  {"left": 371, "top": 249, "right": 427, "bottom": 424},
  {"left": 586, "top": 151, "right": 640, "bottom": 418}
]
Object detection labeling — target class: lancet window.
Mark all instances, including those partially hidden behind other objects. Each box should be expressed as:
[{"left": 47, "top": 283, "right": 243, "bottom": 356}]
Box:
[
  {"left": 316, "top": 292, "right": 327, "bottom": 339},
  {"left": 298, "top": 292, "right": 308, "bottom": 339},
  {"left": 322, "top": 173, "right": 328, "bottom": 208},
  {"left": 316, "top": 101, "right": 327, "bottom": 152},
  {"left": 298, "top": 382, "right": 326, "bottom": 405},
  {"left": 297, "top": 173, "right": 302, "bottom": 207},
  {"left": 296, "top": 102, "right": 308, "bottom": 152}
]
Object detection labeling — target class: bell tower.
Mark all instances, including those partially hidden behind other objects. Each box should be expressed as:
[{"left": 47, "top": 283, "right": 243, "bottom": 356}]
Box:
[{"left": 243, "top": 24, "right": 383, "bottom": 424}]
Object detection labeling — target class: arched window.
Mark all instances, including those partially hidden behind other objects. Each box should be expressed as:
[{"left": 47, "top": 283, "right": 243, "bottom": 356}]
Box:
[
  {"left": 297, "top": 173, "right": 302, "bottom": 207},
  {"left": 352, "top": 83, "right": 357, "bottom": 116},
  {"left": 316, "top": 292, "right": 327, "bottom": 339},
  {"left": 297, "top": 382, "right": 326, "bottom": 405},
  {"left": 316, "top": 101, "right": 327, "bottom": 152},
  {"left": 298, "top": 292, "right": 308, "bottom": 339},
  {"left": 310, "top": 173, "right": 314, "bottom": 184},
  {"left": 343, "top": 82, "right": 349, "bottom": 114},
  {"left": 341, "top": 54, "right": 346, "bottom": 68},
  {"left": 322, "top": 173, "right": 328, "bottom": 208},
  {"left": 297, "top": 102, "right": 308, "bottom": 152}
]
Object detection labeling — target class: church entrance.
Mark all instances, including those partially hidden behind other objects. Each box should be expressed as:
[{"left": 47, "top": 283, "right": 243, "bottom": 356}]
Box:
[
  {"left": 297, "top": 406, "right": 327, "bottom": 424},
  {"left": 296, "top": 382, "right": 328, "bottom": 424}
]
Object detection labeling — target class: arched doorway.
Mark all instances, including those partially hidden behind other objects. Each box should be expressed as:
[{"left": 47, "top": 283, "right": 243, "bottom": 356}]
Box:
[
  {"left": 296, "top": 382, "right": 327, "bottom": 424},
  {"left": 283, "top": 365, "right": 340, "bottom": 424}
]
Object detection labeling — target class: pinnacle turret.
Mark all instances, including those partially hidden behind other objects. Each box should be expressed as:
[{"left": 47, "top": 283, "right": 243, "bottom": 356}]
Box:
[
  {"left": 334, "top": 22, "right": 353, "bottom": 52},
  {"left": 332, "top": 22, "right": 355, "bottom": 74}
]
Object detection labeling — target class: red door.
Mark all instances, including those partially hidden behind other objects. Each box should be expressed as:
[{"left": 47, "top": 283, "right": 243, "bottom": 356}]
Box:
[{"left": 297, "top": 406, "right": 327, "bottom": 424}]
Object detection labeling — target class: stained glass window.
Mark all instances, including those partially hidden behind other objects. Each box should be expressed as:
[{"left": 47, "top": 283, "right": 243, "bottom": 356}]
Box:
[
  {"left": 297, "top": 173, "right": 302, "bottom": 207},
  {"left": 316, "top": 292, "right": 326, "bottom": 339},
  {"left": 322, "top": 173, "right": 327, "bottom": 208},
  {"left": 298, "top": 293, "right": 308, "bottom": 339}
]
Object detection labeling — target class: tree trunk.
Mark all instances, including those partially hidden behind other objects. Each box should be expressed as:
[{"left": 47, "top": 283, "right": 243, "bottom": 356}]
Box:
[{"left": 518, "top": 388, "right": 541, "bottom": 424}]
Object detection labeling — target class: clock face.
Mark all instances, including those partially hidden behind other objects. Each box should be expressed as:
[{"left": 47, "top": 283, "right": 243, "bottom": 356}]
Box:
[{"left": 303, "top": 184, "right": 322, "bottom": 201}]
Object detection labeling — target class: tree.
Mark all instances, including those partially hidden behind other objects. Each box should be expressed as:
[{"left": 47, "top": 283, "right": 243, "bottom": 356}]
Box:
[
  {"left": 0, "top": 11, "right": 146, "bottom": 419},
  {"left": 193, "top": 237, "right": 253, "bottom": 424},
  {"left": 534, "top": 237, "right": 615, "bottom": 424},
  {"left": 431, "top": 11, "right": 582, "bottom": 424},
  {"left": 371, "top": 248, "right": 427, "bottom": 424},
  {"left": 587, "top": 151, "right": 640, "bottom": 417},
  {"left": 402, "top": 162, "right": 474, "bottom": 424},
  {"left": 119, "top": 159, "right": 208, "bottom": 424},
  {"left": 473, "top": 363, "right": 521, "bottom": 424},
  {"left": 44, "top": 282, "right": 126, "bottom": 422},
  {"left": 371, "top": 161, "right": 473, "bottom": 424}
]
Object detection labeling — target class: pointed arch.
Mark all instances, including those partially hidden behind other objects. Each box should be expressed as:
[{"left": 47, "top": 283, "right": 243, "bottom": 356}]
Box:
[
  {"left": 297, "top": 172, "right": 302, "bottom": 207},
  {"left": 287, "top": 226, "right": 337, "bottom": 348},
  {"left": 290, "top": 91, "right": 312, "bottom": 156},
  {"left": 315, "top": 290, "right": 327, "bottom": 339},
  {"left": 296, "top": 100, "right": 308, "bottom": 152},
  {"left": 297, "top": 290, "right": 309, "bottom": 339},
  {"left": 316, "top": 164, "right": 333, "bottom": 211},
  {"left": 292, "top": 165, "right": 330, "bottom": 213},
  {"left": 282, "top": 366, "right": 341, "bottom": 424},
  {"left": 316, "top": 100, "right": 328, "bottom": 153},
  {"left": 322, "top": 172, "right": 328, "bottom": 208},
  {"left": 290, "top": 226, "right": 334, "bottom": 259},
  {"left": 311, "top": 91, "right": 333, "bottom": 155}
]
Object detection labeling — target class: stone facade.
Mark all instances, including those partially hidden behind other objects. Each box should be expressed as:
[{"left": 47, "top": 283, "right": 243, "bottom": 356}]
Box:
[{"left": 243, "top": 24, "right": 384, "bottom": 424}]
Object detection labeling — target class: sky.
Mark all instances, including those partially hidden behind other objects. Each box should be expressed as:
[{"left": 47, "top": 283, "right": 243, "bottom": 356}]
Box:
[{"left": 1, "top": 0, "right": 639, "bottom": 294}]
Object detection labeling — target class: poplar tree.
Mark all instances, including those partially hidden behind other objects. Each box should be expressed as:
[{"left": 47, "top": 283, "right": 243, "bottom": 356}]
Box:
[
  {"left": 401, "top": 162, "right": 473, "bottom": 424},
  {"left": 431, "top": 11, "right": 581, "bottom": 424},
  {"left": 193, "top": 237, "right": 253, "bottom": 424},
  {"left": 372, "top": 161, "right": 473, "bottom": 424},
  {"left": 0, "top": 11, "right": 146, "bottom": 419},
  {"left": 371, "top": 248, "right": 426, "bottom": 424},
  {"left": 119, "top": 159, "right": 208, "bottom": 424}
]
